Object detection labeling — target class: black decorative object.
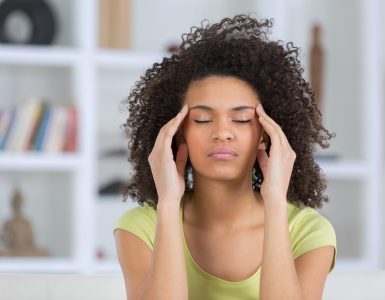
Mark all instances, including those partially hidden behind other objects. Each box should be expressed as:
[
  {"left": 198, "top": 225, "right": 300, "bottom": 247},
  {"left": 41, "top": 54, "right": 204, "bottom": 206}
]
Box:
[{"left": 0, "top": 0, "right": 56, "bottom": 45}]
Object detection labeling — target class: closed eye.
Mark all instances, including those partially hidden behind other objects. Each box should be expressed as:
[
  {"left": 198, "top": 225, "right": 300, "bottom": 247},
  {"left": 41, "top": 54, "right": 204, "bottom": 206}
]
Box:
[
  {"left": 194, "top": 120, "right": 252, "bottom": 124},
  {"left": 234, "top": 120, "right": 251, "bottom": 123},
  {"left": 194, "top": 120, "right": 211, "bottom": 123}
]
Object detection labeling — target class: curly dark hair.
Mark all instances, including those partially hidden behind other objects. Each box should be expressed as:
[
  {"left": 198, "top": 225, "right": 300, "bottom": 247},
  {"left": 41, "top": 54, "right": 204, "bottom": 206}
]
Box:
[{"left": 120, "top": 14, "right": 336, "bottom": 210}]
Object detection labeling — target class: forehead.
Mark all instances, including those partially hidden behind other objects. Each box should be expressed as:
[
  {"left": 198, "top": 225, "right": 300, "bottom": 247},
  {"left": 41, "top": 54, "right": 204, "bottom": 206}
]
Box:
[{"left": 184, "top": 76, "right": 260, "bottom": 108}]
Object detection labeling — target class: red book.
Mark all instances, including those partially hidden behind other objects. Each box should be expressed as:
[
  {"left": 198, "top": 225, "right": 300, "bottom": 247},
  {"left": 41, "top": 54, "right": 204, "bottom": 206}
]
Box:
[{"left": 64, "top": 105, "right": 77, "bottom": 152}]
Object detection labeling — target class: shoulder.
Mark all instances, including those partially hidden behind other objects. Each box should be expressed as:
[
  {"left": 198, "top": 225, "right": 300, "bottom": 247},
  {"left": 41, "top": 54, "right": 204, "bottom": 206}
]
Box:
[
  {"left": 287, "top": 202, "right": 337, "bottom": 269},
  {"left": 116, "top": 202, "right": 157, "bottom": 225},
  {"left": 288, "top": 202, "right": 334, "bottom": 233},
  {"left": 114, "top": 202, "right": 157, "bottom": 250}
]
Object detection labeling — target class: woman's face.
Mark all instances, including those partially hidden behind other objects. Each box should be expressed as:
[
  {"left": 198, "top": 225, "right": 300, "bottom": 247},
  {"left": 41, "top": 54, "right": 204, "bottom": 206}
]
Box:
[{"left": 180, "top": 75, "right": 267, "bottom": 181}]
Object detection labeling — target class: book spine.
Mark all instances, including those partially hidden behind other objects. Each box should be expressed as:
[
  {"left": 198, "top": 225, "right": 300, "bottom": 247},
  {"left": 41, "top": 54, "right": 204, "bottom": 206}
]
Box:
[
  {"left": 5, "top": 102, "right": 24, "bottom": 151},
  {"left": 0, "top": 108, "right": 14, "bottom": 151},
  {"left": 1, "top": 108, "right": 16, "bottom": 151},
  {"left": 27, "top": 102, "right": 45, "bottom": 151},
  {"left": 64, "top": 105, "right": 77, "bottom": 152},
  {"left": 19, "top": 99, "right": 40, "bottom": 151},
  {"left": 34, "top": 105, "right": 51, "bottom": 152},
  {"left": 43, "top": 105, "right": 68, "bottom": 152}
]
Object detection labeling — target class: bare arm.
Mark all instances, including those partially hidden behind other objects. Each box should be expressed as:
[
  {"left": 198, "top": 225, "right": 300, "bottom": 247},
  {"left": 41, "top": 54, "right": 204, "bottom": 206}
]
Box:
[
  {"left": 260, "top": 200, "right": 305, "bottom": 300},
  {"left": 115, "top": 229, "right": 152, "bottom": 300},
  {"left": 260, "top": 200, "right": 334, "bottom": 300},
  {"left": 140, "top": 103, "right": 189, "bottom": 298},
  {"left": 115, "top": 104, "right": 190, "bottom": 299},
  {"left": 115, "top": 202, "right": 188, "bottom": 300},
  {"left": 256, "top": 104, "right": 333, "bottom": 299},
  {"left": 139, "top": 202, "right": 188, "bottom": 300}
]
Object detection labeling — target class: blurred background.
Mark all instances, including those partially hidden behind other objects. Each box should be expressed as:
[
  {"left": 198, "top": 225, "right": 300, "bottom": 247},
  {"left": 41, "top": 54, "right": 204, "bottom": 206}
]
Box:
[{"left": 0, "top": 0, "right": 383, "bottom": 275}]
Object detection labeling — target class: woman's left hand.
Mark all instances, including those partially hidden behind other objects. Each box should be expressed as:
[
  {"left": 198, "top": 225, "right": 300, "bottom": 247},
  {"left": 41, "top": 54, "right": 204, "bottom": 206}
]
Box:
[{"left": 255, "top": 104, "right": 296, "bottom": 203}]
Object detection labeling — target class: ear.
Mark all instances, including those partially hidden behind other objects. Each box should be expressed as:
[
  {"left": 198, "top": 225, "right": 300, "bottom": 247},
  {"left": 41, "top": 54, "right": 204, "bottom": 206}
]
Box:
[{"left": 257, "top": 130, "right": 269, "bottom": 151}]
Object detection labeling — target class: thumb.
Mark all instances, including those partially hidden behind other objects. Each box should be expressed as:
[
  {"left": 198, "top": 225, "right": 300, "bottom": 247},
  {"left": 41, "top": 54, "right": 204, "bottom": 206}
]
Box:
[
  {"left": 257, "top": 149, "right": 268, "bottom": 176},
  {"left": 176, "top": 143, "right": 188, "bottom": 176}
]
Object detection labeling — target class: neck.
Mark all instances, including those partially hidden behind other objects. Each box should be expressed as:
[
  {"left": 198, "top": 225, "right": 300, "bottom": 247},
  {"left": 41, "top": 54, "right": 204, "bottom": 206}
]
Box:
[{"left": 184, "top": 172, "right": 264, "bottom": 234}]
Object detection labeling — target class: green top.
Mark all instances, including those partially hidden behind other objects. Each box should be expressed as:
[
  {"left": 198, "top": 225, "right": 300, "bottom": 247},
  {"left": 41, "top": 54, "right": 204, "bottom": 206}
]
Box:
[{"left": 114, "top": 196, "right": 337, "bottom": 300}]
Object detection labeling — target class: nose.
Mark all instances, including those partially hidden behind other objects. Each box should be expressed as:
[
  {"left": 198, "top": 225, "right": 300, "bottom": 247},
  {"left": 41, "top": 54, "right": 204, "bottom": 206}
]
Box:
[{"left": 211, "top": 118, "right": 235, "bottom": 141}]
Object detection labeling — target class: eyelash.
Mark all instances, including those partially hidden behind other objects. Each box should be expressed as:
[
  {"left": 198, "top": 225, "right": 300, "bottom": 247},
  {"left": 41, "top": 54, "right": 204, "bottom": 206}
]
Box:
[{"left": 194, "top": 120, "right": 251, "bottom": 124}]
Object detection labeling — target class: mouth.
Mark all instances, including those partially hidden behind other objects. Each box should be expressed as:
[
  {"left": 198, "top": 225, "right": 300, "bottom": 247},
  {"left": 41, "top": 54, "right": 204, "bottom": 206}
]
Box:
[{"left": 208, "top": 148, "right": 238, "bottom": 160}]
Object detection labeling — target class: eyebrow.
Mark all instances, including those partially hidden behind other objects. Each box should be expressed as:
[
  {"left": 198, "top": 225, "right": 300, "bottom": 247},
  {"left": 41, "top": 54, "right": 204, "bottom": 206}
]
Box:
[{"left": 189, "top": 105, "right": 255, "bottom": 112}]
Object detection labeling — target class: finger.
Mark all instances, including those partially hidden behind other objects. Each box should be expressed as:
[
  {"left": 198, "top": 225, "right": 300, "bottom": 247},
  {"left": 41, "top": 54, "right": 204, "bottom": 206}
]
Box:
[
  {"left": 163, "top": 104, "right": 189, "bottom": 132},
  {"left": 175, "top": 142, "right": 189, "bottom": 175},
  {"left": 166, "top": 104, "right": 189, "bottom": 138},
  {"left": 256, "top": 104, "right": 283, "bottom": 138},
  {"left": 256, "top": 107, "right": 283, "bottom": 149},
  {"left": 175, "top": 105, "right": 189, "bottom": 132},
  {"left": 257, "top": 149, "right": 269, "bottom": 175},
  {"left": 256, "top": 105, "right": 288, "bottom": 147},
  {"left": 155, "top": 105, "right": 189, "bottom": 149},
  {"left": 165, "top": 105, "right": 188, "bottom": 145}
]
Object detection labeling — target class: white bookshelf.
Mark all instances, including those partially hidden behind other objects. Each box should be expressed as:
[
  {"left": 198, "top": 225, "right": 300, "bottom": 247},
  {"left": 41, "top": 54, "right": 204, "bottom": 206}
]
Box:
[
  {"left": 0, "top": 0, "right": 383, "bottom": 273},
  {"left": 318, "top": 160, "right": 369, "bottom": 181},
  {"left": 96, "top": 49, "right": 166, "bottom": 68},
  {"left": 0, "top": 153, "right": 80, "bottom": 171},
  {"left": 0, "top": 45, "right": 79, "bottom": 66}
]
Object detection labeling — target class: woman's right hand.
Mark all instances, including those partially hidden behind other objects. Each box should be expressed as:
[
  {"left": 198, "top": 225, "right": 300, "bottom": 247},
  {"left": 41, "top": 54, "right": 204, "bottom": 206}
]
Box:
[{"left": 148, "top": 104, "right": 189, "bottom": 208}]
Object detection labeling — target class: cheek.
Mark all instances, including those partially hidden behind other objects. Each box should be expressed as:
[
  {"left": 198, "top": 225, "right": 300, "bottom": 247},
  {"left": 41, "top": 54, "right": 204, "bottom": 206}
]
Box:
[
  {"left": 240, "top": 124, "right": 258, "bottom": 139},
  {"left": 182, "top": 126, "right": 209, "bottom": 164},
  {"left": 184, "top": 128, "right": 205, "bottom": 152}
]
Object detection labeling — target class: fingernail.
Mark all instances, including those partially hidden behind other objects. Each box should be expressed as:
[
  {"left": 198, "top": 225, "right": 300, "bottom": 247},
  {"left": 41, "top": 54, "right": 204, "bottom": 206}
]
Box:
[{"left": 257, "top": 104, "right": 264, "bottom": 112}]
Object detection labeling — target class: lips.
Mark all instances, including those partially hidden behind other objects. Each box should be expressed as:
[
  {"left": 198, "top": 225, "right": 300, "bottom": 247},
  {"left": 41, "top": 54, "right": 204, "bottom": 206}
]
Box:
[{"left": 209, "top": 148, "right": 238, "bottom": 159}]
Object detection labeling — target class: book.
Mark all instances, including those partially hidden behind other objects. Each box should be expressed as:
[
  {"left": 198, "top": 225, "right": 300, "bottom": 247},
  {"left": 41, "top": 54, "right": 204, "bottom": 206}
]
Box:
[
  {"left": 64, "top": 104, "right": 77, "bottom": 152},
  {"left": 34, "top": 105, "right": 52, "bottom": 152},
  {"left": 43, "top": 105, "right": 68, "bottom": 152},
  {"left": 18, "top": 99, "right": 40, "bottom": 151},
  {"left": 0, "top": 101, "right": 78, "bottom": 153},
  {"left": 0, "top": 107, "right": 14, "bottom": 150},
  {"left": 0, "top": 108, "right": 16, "bottom": 150},
  {"left": 27, "top": 102, "right": 45, "bottom": 151}
]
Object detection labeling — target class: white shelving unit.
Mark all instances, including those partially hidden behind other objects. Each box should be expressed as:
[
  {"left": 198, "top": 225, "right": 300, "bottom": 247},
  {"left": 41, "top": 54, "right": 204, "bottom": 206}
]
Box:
[
  {"left": 0, "top": 153, "right": 80, "bottom": 171},
  {"left": 0, "top": 0, "right": 383, "bottom": 273},
  {"left": 258, "top": 0, "right": 384, "bottom": 271},
  {"left": 0, "top": 45, "right": 79, "bottom": 66}
]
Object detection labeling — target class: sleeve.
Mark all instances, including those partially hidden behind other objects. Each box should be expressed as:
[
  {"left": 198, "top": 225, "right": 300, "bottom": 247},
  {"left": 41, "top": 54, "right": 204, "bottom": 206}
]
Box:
[
  {"left": 291, "top": 208, "right": 337, "bottom": 273},
  {"left": 113, "top": 205, "right": 156, "bottom": 251}
]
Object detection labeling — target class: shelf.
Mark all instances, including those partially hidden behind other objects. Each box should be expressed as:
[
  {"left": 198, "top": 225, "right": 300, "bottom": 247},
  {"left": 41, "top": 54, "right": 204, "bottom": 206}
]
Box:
[
  {"left": 96, "top": 49, "right": 168, "bottom": 69},
  {"left": 0, "top": 257, "right": 122, "bottom": 273},
  {"left": 317, "top": 159, "right": 368, "bottom": 180},
  {"left": 0, "top": 258, "right": 80, "bottom": 273},
  {"left": 0, "top": 45, "right": 80, "bottom": 67},
  {"left": 92, "top": 261, "right": 121, "bottom": 273},
  {"left": 0, "top": 153, "right": 81, "bottom": 171},
  {"left": 335, "top": 257, "right": 379, "bottom": 272}
]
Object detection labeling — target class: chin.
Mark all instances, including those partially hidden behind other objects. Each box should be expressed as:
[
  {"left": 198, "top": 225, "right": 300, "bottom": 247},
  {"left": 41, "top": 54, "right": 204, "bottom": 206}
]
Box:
[{"left": 194, "top": 166, "right": 243, "bottom": 181}]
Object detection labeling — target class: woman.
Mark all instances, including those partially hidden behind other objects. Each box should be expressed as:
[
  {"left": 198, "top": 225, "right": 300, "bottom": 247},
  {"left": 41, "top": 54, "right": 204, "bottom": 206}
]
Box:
[{"left": 114, "top": 14, "right": 337, "bottom": 300}]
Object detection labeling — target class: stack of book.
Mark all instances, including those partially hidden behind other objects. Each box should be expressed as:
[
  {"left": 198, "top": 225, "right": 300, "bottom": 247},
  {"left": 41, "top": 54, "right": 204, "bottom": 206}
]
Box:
[{"left": 0, "top": 99, "right": 77, "bottom": 153}]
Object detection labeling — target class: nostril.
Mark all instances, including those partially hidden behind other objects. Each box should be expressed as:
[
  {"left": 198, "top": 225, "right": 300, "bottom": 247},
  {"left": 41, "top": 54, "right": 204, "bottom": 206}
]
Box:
[{"left": 212, "top": 135, "right": 234, "bottom": 141}]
